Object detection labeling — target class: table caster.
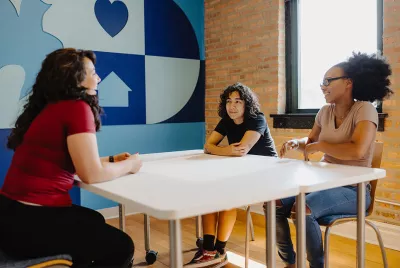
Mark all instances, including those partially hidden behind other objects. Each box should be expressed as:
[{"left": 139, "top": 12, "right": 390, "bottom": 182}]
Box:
[{"left": 145, "top": 250, "right": 158, "bottom": 264}]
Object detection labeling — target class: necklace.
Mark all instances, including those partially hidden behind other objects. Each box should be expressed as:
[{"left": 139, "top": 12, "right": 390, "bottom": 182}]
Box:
[{"left": 334, "top": 104, "right": 353, "bottom": 120}]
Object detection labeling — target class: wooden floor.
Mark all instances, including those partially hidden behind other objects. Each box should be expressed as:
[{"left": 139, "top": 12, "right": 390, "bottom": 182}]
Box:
[{"left": 106, "top": 212, "right": 400, "bottom": 268}]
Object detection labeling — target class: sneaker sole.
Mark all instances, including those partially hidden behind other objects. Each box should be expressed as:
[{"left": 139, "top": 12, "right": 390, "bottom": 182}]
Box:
[
  {"left": 183, "top": 258, "right": 223, "bottom": 268},
  {"left": 212, "top": 259, "right": 229, "bottom": 268}
]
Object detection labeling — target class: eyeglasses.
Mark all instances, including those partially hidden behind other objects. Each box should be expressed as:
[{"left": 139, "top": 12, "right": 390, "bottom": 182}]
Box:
[{"left": 320, "top": 76, "right": 348, "bottom": 87}]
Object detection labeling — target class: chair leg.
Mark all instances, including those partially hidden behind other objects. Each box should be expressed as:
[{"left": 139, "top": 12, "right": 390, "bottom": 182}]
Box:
[
  {"left": 324, "top": 226, "right": 332, "bottom": 268},
  {"left": 196, "top": 215, "right": 202, "bottom": 239},
  {"left": 366, "top": 220, "right": 388, "bottom": 268},
  {"left": 144, "top": 214, "right": 151, "bottom": 252},
  {"left": 195, "top": 215, "right": 203, "bottom": 249},
  {"left": 248, "top": 207, "right": 255, "bottom": 241}
]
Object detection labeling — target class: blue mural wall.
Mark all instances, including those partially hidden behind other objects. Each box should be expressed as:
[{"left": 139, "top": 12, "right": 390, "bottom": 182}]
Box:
[{"left": 0, "top": 0, "right": 205, "bottom": 209}]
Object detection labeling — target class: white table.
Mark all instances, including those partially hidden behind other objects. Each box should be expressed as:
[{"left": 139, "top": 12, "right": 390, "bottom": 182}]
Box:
[
  {"left": 78, "top": 150, "right": 385, "bottom": 268},
  {"left": 291, "top": 160, "right": 386, "bottom": 268},
  {"left": 78, "top": 150, "right": 300, "bottom": 267}
]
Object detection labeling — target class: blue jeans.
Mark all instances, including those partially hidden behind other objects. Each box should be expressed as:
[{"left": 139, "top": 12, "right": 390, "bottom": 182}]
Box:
[{"left": 269, "top": 185, "right": 371, "bottom": 268}]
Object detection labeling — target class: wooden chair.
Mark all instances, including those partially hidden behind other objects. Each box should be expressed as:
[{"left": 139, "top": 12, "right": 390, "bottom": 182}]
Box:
[{"left": 317, "top": 141, "right": 388, "bottom": 268}]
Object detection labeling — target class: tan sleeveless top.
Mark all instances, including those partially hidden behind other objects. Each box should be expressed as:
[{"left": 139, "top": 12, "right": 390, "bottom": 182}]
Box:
[{"left": 315, "top": 101, "right": 378, "bottom": 167}]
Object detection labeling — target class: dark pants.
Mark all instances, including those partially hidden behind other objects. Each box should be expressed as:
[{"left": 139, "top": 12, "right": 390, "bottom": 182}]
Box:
[{"left": 0, "top": 194, "right": 134, "bottom": 267}]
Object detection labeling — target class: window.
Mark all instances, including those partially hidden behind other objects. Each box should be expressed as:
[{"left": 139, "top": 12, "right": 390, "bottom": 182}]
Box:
[
  {"left": 285, "top": 0, "right": 383, "bottom": 113},
  {"left": 271, "top": 0, "right": 387, "bottom": 131}
]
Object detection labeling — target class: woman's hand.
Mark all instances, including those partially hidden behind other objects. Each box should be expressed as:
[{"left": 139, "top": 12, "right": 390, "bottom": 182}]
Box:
[
  {"left": 127, "top": 153, "right": 142, "bottom": 174},
  {"left": 304, "top": 142, "right": 320, "bottom": 161},
  {"left": 280, "top": 140, "right": 299, "bottom": 158},
  {"left": 228, "top": 142, "right": 247, "bottom": 156}
]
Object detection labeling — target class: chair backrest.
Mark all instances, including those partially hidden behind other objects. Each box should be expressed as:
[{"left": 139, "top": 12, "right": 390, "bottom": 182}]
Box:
[{"left": 367, "top": 141, "right": 384, "bottom": 214}]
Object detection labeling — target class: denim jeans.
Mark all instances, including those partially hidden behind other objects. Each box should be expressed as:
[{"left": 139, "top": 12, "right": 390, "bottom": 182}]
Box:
[{"left": 266, "top": 185, "right": 371, "bottom": 268}]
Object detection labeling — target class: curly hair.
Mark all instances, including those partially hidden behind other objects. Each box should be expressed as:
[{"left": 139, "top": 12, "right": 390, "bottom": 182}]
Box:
[
  {"left": 334, "top": 52, "right": 393, "bottom": 102},
  {"left": 7, "top": 48, "right": 103, "bottom": 151},
  {"left": 218, "top": 82, "right": 260, "bottom": 119}
]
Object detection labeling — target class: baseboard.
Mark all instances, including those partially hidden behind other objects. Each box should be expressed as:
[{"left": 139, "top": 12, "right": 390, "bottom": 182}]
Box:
[{"left": 98, "top": 204, "right": 400, "bottom": 252}]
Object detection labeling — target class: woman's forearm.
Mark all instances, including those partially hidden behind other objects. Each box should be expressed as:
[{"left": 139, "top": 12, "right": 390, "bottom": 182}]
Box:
[
  {"left": 296, "top": 137, "right": 311, "bottom": 152},
  {"left": 204, "top": 144, "right": 231, "bottom": 156},
  {"left": 100, "top": 156, "right": 109, "bottom": 162},
  {"left": 318, "top": 141, "right": 363, "bottom": 160}
]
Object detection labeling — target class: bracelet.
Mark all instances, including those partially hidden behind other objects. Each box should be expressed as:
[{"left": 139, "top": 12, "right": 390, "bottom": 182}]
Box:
[{"left": 109, "top": 155, "right": 115, "bottom": 162}]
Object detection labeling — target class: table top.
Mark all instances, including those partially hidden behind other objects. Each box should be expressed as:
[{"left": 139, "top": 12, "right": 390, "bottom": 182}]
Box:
[
  {"left": 79, "top": 151, "right": 299, "bottom": 219},
  {"left": 293, "top": 160, "right": 385, "bottom": 192},
  {"left": 78, "top": 150, "right": 385, "bottom": 220}
]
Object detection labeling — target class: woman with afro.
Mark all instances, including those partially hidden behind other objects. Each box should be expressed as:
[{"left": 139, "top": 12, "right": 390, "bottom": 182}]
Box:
[
  {"left": 185, "top": 82, "right": 278, "bottom": 267},
  {"left": 279, "top": 52, "right": 393, "bottom": 268}
]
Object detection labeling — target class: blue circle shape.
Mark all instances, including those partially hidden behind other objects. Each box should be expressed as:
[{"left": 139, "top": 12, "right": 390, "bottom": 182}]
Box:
[{"left": 145, "top": 0, "right": 200, "bottom": 60}]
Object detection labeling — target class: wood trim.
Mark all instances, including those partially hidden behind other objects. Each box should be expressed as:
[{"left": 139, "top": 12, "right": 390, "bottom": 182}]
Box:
[{"left": 270, "top": 113, "right": 388, "bottom": 132}]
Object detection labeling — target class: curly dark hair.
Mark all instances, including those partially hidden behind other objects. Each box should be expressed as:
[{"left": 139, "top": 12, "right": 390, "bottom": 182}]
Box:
[
  {"left": 334, "top": 52, "right": 393, "bottom": 102},
  {"left": 218, "top": 82, "right": 260, "bottom": 119},
  {"left": 7, "top": 48, "right": 103, "bottom": 151}
]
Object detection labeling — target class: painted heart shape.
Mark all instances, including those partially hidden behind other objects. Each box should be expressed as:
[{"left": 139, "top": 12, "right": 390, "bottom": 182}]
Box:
[{"left": 94, "top": 0, "right": 129, "bottom": 37}]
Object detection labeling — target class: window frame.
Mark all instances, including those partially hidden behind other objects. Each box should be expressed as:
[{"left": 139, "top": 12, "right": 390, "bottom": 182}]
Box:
[{"left": 284, "top": 0, "right": 384, "bottom": 114}]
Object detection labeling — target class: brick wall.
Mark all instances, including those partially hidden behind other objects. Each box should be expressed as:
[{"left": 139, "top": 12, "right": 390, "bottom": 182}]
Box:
[{"left": 205, "top": 0, "right": 400, "bottom": 225}]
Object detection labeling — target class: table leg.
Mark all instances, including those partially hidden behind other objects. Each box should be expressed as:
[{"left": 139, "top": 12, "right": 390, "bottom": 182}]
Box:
[
  {"left": 169, "top": 220, "right": 183, "bottom": 268},
  {"left": 265, "top": 201, "right": 276, "bottom": 268},
  {"left": 296, "top": 193, "right": 306, "bottom": 268},
  {"left": 118, "top": 203, "right": 126, "bottom": 232},
  {"left": 245, "top": 206, "right": 251, "bottom": 268},
  {"left": 357, "top": 182, "right": 366, "bottom": 268}
]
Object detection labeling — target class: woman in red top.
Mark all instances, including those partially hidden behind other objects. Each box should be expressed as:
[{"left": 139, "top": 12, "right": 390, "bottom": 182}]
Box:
[{"left": 0, "top": 48, "right": 142, "bottom": 267}]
